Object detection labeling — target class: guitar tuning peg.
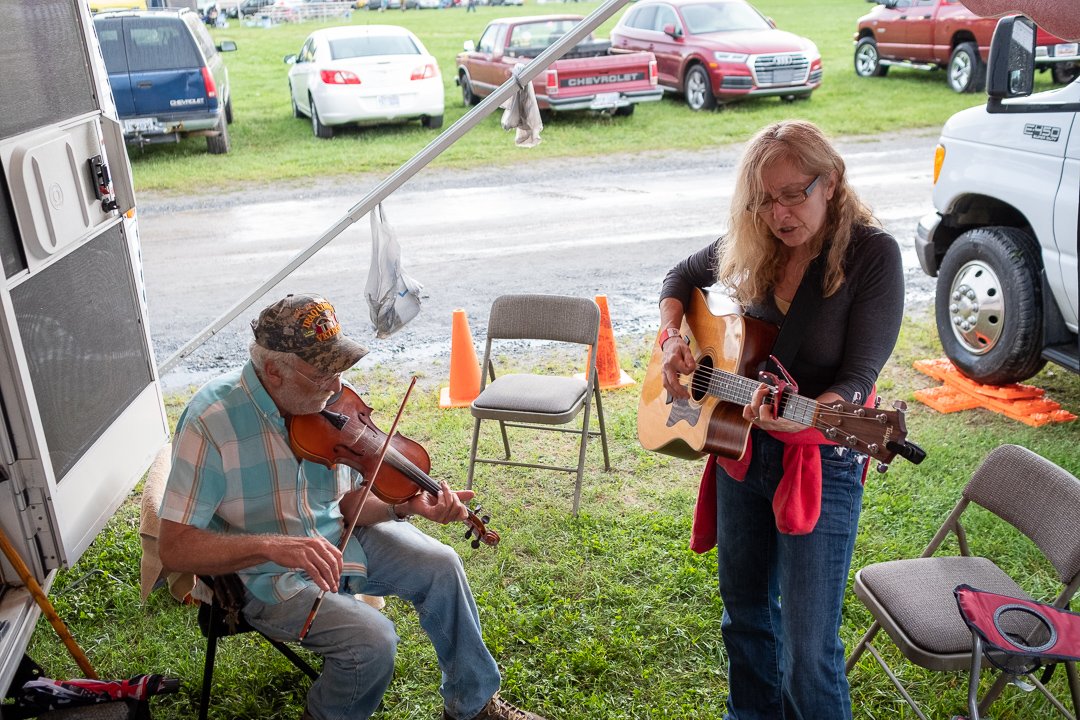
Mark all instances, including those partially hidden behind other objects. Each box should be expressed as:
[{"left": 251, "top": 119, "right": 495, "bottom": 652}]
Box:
[
  {"left": 877, "top": 462, "right": 889, "bottom": 473},
  {"left": 874, "top": 397, "right": 882, "bottom": 408},
  {"left": 471, "top": 539, "right": 481, "bottom": 549},
  {"left": 481, "top": 515, "right": 491, "bottom": 524},
  {"left": 893, "top": 400, "right": 908, "bottom": 411},
  {"left": 472, "top": 504, "right": 483, "bottom": 513},
  {"left": 464, "top": 529, "right": 473, "bottom": 539}
]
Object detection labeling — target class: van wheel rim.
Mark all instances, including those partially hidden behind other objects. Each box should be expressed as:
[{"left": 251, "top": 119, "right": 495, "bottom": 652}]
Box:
[{"left": 948, "top": 260, "right": 1004, "bottom": 354}]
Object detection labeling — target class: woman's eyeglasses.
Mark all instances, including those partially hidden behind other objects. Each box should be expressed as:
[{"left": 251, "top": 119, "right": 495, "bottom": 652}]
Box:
[
  {"left": 747, "top": 176, "right": 821, "bottom": 214},
  {"left": 290, "top": 363, "right": 342, "bottom": 391}
]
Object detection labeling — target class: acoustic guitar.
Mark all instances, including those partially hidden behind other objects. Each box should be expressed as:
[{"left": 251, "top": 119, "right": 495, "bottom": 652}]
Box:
[{"left": 638, "top": 288, "right": 924, "bottom": 471}]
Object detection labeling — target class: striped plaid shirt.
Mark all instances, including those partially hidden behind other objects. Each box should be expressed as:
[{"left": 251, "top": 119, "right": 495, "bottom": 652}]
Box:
[{"left": 160, "top": 361, "right": 367, "bottom": 604}]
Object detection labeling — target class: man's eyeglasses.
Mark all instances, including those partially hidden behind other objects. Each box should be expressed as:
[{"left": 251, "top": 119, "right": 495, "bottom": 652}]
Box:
[
  {"left": 290, "top": 363, "right": 342, "bottom": 391},
  {"left": 746, "top": 176, "right": 821, "bottom": 214}
]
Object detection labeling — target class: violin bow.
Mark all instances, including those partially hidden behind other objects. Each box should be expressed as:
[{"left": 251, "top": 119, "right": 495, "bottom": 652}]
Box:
[{"left": 298, "top": 376, "right": 417, "bottom": 641}]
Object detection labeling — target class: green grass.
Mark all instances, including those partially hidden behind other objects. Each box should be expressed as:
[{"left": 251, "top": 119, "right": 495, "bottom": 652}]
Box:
[
  {"left": 22, "top": 314, "right": 1080, "bottom": 719},
  {"left": 131, "top": 0, "right": 1062, "bottom": 193}
]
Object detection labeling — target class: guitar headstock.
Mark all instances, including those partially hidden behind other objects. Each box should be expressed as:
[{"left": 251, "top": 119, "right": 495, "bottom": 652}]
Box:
[{"left": 816, "top": 398, "right": 914, "bottom": 468}]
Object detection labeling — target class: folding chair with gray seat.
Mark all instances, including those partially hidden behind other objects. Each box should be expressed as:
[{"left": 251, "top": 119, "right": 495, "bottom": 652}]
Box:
[
  {"left": 466, "top": 294, "right": 611, "bottom": 515},
  {"left": 845, "top": 444, "right": 1080, "bottom": 720}
]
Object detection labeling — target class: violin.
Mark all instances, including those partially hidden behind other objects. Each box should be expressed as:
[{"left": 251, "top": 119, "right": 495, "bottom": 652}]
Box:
[{"left": 286, "top": 384, "right": 499, "bottom": 549}]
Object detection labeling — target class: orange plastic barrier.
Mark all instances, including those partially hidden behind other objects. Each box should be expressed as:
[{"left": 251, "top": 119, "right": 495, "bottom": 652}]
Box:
[
  {"left": 586, "top": 294, "right": 635, "bottom": 390},
  {"left": 913, "top": 358, "right": 1076, "bottom": 427},
  {"left": 439, "top": 309, "right": 481, "bottom": 409}
]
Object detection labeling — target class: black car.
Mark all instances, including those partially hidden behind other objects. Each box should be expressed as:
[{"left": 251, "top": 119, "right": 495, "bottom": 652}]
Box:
[{"left": 227, "top": 0, "right": 274, "bottom": 17}]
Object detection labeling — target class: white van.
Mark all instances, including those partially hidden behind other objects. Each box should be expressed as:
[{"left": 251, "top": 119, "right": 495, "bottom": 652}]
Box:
[{"left": 916, "top": 15, "right": 1079, "bottom": 385}]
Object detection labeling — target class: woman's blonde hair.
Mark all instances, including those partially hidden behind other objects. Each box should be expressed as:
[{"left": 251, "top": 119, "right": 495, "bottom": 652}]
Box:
[{"left": 718, "top": 120, "right": 877, "bottom": 304}]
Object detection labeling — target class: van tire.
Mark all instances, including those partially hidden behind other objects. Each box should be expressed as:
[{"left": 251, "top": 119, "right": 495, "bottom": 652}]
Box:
[
  {"left": 225, "top": 97, "right": 234, "bottom": 124},
  {"left": 311, "top": 96, "right": 333, "bottom": 139},
  {"left": 684, "top": 65, "right": 715, "bottom": 111},
  {"left": 613, "top": 104, "right": 634, "bottom": 116},
  {"left": 935, "top": 226, "right": 1046, "bottom": 384},
  {"left": 421, "top": 114, "right": 443, "bottom": 129},
  {"left": 207, "top": 115, "right": 231, "bottom": 154},
  {"left": 947, "top": 42, "right": 985, "bottom": 93},
  {"left": 854, "top": 37, "right": 887, "bottom": 77}
]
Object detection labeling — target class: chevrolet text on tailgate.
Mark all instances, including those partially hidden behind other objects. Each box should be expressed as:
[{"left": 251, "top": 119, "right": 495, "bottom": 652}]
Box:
[{"left": 456, "top": 16, "right": 662, "bottom": 116}]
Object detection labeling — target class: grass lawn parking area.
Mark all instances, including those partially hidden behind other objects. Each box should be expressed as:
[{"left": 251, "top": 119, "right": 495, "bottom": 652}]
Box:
[
  {"left": 27, "top": 317, "right": 1080, "bottom": 720},
  {"left": 133, "top": 0, "right": 1060, "bottom": 193}
]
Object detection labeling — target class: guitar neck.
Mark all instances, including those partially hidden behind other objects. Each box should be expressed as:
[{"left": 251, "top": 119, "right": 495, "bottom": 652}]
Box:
[{"left": 701, "top": 368, "right": 819, "bottom": 428}]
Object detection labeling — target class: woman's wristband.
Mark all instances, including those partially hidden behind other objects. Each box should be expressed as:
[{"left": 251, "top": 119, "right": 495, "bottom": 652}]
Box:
[{"left": 658, "top": 327, "right": 684, "bottom": 349}]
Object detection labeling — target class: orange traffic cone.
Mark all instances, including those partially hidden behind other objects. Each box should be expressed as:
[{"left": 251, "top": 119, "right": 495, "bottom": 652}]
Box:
[
  {"left": 439, "top": 309, "right": 482, "bottom": 408},
  {"left": 586, "top": 295, "right": 635, "bottom": 390}
]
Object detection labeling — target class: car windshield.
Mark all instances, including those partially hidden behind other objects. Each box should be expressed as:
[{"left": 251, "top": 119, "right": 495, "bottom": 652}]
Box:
[
  {"left": 508, "top": 20, "right": 591, "bottom": 50},
  {"left": 329, "top": 35, "right": 419, "bottom": 59},
  {"left": 680, "top": 2, "right": 770, "bottom": 34}
]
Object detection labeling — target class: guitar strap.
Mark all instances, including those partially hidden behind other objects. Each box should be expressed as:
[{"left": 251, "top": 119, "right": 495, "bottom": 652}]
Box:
[{"left": 767, "top": 251, "right": 826, "bottom": 377}]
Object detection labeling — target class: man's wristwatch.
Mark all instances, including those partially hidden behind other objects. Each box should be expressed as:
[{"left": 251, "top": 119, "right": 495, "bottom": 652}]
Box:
[
  {"left": 386, "top": 503, "right": 411, "bottom": 522},
  {"left": 658, "top": 327, "right": 684, "bottom": 349}
]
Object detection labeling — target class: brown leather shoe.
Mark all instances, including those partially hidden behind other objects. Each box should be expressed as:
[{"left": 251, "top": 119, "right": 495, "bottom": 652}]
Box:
[{"left": 445, "top": 693, "right": 548, "bottom": 720}]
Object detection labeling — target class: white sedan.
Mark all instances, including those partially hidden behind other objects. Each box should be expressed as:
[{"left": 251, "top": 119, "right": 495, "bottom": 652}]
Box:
[{"left": 285, "top": 25, "right": 444, "bottom": 138}]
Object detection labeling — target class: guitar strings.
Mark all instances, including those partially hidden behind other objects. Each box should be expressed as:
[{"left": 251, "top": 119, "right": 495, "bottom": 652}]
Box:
[{"left": 676, "top": 366, "right": 884, "bottom": 422}]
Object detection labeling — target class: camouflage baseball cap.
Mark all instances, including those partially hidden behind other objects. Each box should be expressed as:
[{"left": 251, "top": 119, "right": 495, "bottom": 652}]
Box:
[{"left": 251, "top": 294, "right": 368, "bottom": 374}]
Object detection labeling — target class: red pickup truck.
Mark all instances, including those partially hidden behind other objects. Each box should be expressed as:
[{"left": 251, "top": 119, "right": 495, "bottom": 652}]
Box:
[
  {"left": 854, "top": 0, "right": 1078, "bottom": 92},
  {"left": 456, "top": 16, "right": 661, "bottom": 116}
]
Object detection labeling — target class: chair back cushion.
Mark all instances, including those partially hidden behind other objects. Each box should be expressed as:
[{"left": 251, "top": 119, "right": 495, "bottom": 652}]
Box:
[
  {"left": 964, "top": 444, "right": 1080, "bottom": 585},
  {"left": 487, "top": 294, "right": 599, "bottom": 346}
]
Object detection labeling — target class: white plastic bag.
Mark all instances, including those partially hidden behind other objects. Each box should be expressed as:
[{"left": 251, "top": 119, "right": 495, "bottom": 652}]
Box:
[
  {"left": 365, "top": 204, "right": 423, "bottom": 338},
  {"left": 501, "top": 63, "right": 543, "bottom": 148}
]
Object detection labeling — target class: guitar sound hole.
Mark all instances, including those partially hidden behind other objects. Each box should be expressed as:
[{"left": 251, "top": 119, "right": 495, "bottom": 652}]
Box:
[{"left": 690, "top": 355, "right": 713, "bottom": 402}]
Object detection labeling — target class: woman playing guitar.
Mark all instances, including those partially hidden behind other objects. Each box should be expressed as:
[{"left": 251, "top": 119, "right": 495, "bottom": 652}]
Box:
[{"left": 656, "top": 120, "right": 904, "bottom": 720}]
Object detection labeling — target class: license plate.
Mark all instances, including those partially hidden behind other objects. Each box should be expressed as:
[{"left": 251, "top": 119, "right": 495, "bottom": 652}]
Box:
[
  {"left": 122, "top": 118, "right": 161, "bottom": 134},
  {"left": 590, "top": 92, "right": 620, "bottom": 110},
  {"left": 377, "top": 95, "right": 400, "bottom": 108},
  {"left": 1054, "top": 43, "right": 1079, "bottom": 58}
]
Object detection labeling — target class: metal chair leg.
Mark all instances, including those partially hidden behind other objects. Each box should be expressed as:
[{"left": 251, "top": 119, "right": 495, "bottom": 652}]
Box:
[
  {"left": 467, "top": 416, "right": 482, "bottom": 489},
  {"left": 593, "top": 385, "right": 610, "bottom": 470},
  {"left": 199, "top": 603, "right": 221, "bottom": 720}
]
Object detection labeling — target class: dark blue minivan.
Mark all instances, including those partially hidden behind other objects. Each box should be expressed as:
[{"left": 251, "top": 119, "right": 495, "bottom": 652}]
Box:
[{"left": 94, "top": 8, "right": 236, "bottom": 153}]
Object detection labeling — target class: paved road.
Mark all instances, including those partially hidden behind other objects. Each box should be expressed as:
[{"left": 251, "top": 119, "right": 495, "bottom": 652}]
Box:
[{"left": 137, "top": 129, "right": 941, "bottom": 393}]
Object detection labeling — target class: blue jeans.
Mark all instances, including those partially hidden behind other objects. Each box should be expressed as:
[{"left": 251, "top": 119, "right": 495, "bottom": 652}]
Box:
[
  {"left": 715, "top": 430, "right": 865, "bottom": 720},
  {"left": 243, "top": 521, "right": 501, "bottom": 720}
]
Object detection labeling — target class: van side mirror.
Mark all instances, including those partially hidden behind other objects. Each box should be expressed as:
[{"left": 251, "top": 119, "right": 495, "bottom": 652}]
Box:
[
  {"left": 662, "top": 23, "right": 681, "bottom": 39},
  {"left": 986, "top": 14, "right": 1035, "bottom": 99},
  {"left": 986, "top": 14, "right": 1080, "bottom": 113},
  {"left": 283, "top": 53, "right": 297, "bottom": 64},
  {"left": 463, "top": 39, "right": 476, "bottom": 52},
  {"left": 218, "top": 40, "right": 237, "bottom": 52}
]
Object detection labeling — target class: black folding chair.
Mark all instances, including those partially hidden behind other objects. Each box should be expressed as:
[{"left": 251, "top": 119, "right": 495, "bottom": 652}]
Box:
[{"left": 197, "top": 575, "right": 319, "bottom": 720}]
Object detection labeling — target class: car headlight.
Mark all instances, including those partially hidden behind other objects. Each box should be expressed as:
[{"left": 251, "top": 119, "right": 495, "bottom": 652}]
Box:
[{"left": 713, "top": 51, "right": 749, "bottom": 63}]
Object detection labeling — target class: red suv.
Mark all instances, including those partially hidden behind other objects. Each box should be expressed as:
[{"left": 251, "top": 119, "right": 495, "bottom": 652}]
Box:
[{"left": 610, "top": 0, "right": 822, "bottom": 110}]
